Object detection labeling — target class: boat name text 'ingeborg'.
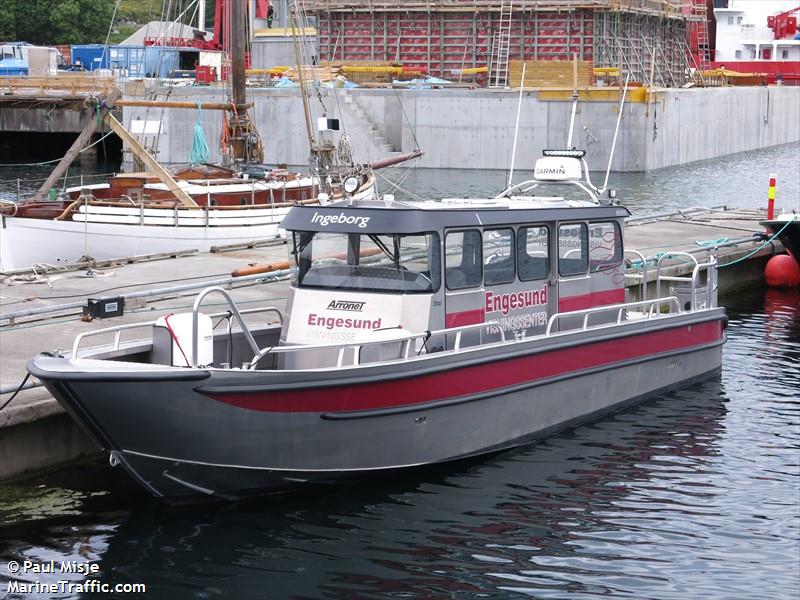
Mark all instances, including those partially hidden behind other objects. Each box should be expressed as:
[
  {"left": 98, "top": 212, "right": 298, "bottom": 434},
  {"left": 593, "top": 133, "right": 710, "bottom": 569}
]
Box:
[{"left": 311, "top": 212, "right": 371, "bottom": 228}]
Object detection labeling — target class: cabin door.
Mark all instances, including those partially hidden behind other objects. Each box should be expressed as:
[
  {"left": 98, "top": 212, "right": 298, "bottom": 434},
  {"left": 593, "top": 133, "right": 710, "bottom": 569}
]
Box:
[
  {"left": 554, "top": 222, "right": 592, "bottom": 331},
  {"left": 491, "top": 224, "right": 554, "bottom": 338},
  {"left": 442, "top": 229, "right": 487, "bottom": 349}
]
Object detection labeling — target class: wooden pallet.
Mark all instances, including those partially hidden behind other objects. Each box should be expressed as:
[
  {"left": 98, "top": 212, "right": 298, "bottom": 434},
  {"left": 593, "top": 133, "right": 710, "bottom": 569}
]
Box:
[{"left": 508, "top": 59, "right": 593, "bottom": 88}]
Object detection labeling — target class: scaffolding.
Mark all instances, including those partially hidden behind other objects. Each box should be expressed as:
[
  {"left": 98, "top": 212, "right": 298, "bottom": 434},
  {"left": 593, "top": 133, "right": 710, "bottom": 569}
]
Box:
[
  {"left": 593, "top": 10, "right": 693, "bottom": 86},
  {"left": 304, "top": 0, "right": 706, "bottom": 86}
]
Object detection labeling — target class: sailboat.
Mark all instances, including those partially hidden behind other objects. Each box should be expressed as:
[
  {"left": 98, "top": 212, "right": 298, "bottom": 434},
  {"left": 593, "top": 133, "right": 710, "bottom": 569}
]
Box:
[{"left": 0, "top": 0, "right": 415, "bottom": 272}]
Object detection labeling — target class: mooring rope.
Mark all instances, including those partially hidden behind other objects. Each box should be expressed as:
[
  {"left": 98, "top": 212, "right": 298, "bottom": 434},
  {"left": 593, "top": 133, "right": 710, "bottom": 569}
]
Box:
[{"left": 717, "top": 219, "right": 793, "bottom": 268}]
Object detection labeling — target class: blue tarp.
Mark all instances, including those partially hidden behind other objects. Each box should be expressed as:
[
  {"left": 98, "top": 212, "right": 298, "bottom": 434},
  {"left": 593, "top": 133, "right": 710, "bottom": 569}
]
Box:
[
  {"left": 391, "top": 76, "right": 452, "bottom": 89},
  {"left": 0, "top": 60, "right": 27, "bottom": 76},
  {"left": 274, "top": 76, "right": 298, "bottom": 87}
]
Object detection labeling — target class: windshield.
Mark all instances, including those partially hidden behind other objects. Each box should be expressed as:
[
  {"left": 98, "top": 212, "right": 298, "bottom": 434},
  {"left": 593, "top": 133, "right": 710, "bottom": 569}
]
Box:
[{"left": 292, "top": 231, "right": 441, "bottom": 294}]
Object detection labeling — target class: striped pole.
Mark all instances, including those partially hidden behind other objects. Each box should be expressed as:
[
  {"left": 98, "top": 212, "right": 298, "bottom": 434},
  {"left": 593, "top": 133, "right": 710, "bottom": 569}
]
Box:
[{"left": 768, "top": 173, "right": 777, "bottom": 221}]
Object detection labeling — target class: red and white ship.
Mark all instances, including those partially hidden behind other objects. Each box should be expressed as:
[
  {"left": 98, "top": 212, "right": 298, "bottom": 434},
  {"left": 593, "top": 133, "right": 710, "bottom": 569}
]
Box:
[{"left": 712, "top": 0, "right": 800, "bottom": 83}]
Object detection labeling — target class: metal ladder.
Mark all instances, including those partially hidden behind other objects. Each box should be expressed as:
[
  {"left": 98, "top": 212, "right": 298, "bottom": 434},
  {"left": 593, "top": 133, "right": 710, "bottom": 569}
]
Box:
[
  {"left": 490, "top": 0, "right": 513, "bottom": 88},
  {"left": 692, "top": 0, "right": 711, "bottom": 72}
]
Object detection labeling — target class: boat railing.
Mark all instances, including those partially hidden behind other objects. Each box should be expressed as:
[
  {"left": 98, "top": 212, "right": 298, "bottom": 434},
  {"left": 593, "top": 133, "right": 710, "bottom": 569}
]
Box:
[
  {"left": 247, "top": 321, "right": 506, "bottom": 370},
  {"left": 654, "top": 252, "right": 718, "bottom": 311},
  {"left": 71, "top": 305, "right": 283, "bottom": 359},
  {"left": 545, "top": 296, "right": 681, "bottom": 336},
  {"left": 191, "top": 287, "right": 284, "bottom": 367},
  {"left": 623, "top": 249, "right": 649, "bottom": 301}
]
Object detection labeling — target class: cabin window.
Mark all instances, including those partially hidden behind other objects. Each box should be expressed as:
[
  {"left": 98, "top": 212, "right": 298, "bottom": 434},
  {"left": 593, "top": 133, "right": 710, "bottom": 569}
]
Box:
[
  {"left": 483, "top": 228, "right": 515, "bottom": 285},
  {"left": 292, "top": 231, "right": 441, "bottom": 293},
  {"left": 517, "top": 225, "right": 550, "bottom": 281},
  {"left": 558, "top": 223, "right": 588, "bottom": 276},
  {"left": 589, "top": 222, "right": 623, "bottom": 272},
  {"left": 735, "top": 50, "right": 742, "bottom": 59},
  {"left": 445, "top": 230, "right": 482, "bottom": 289}
]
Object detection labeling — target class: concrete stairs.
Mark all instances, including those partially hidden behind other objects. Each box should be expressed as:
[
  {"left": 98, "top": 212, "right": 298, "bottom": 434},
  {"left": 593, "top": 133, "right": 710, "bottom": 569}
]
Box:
[{"left": 340, "top": 91, "right": 401, "bottom": 157}]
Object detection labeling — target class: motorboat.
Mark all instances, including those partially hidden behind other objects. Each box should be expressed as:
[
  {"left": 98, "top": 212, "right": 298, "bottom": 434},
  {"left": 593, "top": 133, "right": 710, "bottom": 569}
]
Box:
[
  {"left": 27, "top": 147, "right": 727, "bottom": 503},
  {"left": 761, "top": 212, "right": 800, "bottom": 262}
]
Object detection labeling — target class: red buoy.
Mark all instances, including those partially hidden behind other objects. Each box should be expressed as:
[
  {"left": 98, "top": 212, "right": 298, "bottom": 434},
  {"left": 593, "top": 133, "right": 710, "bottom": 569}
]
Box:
[{"left": 764, "top": 254, "right": 800, "bottom": 288}]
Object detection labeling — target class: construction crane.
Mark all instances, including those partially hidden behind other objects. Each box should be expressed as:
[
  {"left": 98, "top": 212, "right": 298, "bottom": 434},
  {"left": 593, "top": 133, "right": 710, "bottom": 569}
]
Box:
[{"left": 767, "top": 4, "right": 800, "bottom": 40}]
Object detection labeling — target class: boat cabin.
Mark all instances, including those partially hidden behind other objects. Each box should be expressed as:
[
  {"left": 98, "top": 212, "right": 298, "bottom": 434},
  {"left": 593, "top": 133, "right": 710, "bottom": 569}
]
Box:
[{"left": 280, "top": 195, "right": 631, "bottom": 359}]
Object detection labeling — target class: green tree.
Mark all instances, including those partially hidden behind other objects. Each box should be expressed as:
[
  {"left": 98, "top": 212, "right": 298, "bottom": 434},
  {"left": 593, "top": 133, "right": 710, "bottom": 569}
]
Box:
[
  {"left": 8, "top": 0, "right": 115, "bottom": 45},
  {"left": 0, "top": 0, "right": 18, "bottom": 40}
]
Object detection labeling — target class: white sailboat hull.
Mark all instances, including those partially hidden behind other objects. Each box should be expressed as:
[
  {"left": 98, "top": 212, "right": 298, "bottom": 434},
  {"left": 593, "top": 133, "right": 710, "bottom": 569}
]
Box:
[{"left": 0, "top": 211, "right": 287, "bottom": 272}]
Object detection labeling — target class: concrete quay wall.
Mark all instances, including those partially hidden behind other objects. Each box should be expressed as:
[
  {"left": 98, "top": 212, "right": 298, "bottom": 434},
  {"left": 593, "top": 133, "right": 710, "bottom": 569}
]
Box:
[{"left": 127, "top": 85, "right": 800, "bottom": 172}]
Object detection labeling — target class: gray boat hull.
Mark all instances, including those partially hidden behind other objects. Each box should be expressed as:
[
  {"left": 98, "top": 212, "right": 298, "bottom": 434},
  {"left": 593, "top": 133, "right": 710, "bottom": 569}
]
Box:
[{"left": 29, "top": 310, "right": 725, "bottom": 503}]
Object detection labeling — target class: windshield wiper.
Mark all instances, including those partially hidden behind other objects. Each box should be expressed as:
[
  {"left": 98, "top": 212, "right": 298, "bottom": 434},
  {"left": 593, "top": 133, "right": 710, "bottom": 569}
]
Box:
[
  {"left": 368, "top": 234, "right": 398, "bottom": 265},
  {"left": 293, "top": 231, "right": 315, "bottom": 256}
]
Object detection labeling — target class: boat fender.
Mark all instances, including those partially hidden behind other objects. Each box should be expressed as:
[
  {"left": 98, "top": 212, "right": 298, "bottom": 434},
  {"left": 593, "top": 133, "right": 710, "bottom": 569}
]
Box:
[
  {"left": 764, "top": 254, "right": 800, "bottom": 288},
  {"left": 231, "top": 259, "right": 290, "bottom": 277}
]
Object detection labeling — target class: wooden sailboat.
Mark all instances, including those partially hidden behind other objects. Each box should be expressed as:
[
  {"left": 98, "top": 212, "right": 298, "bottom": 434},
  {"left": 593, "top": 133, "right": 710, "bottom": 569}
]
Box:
[{"left": 0, "top": 0, "right": 418, "bottom": 272}]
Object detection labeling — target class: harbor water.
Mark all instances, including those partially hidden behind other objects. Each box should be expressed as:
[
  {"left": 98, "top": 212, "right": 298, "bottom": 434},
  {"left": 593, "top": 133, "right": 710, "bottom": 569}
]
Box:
[
  {"left": 1, "top": 144, "right": 799, "bottom": 599},
  {"left": 2, "top": 142, "right": 799, "bottom": 215},
  {"left": 0, "top": 286, "right": 798, "bottom": 599}
]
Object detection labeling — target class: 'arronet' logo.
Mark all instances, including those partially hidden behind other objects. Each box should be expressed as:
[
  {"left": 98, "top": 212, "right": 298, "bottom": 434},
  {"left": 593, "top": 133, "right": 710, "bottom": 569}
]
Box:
[{"left": 327, "top": 300, "right": 366, "bottom": 311}]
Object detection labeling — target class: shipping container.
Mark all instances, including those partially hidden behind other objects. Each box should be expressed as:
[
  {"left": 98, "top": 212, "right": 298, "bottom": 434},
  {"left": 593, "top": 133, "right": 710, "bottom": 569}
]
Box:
[
  {"left": 109, "top": 46, "right": 146, "bottom": 77},
  {"left": 71, "top": 44, "right": 109, "bottom": 71},
  {"left": 144, "top": 46, "right": 179, "bottom": 77}
]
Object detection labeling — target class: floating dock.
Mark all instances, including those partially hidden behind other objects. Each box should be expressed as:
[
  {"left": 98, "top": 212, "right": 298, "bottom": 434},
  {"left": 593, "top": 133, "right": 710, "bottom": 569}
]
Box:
[{"left": 0, "top": 206, "right": 786, "bottom": 479}]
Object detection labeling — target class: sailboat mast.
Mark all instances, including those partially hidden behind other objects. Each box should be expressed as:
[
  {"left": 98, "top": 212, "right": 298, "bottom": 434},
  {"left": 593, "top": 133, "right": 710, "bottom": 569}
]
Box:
[
  {"left": 223, "top": 0, "right": 263, "bottom": 166},
  {"left": 230, "top": 0, "right": 246, "bottom": 110}
]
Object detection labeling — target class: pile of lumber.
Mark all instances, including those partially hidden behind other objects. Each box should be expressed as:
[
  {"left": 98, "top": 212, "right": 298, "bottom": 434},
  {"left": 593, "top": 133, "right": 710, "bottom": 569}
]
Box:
[
  {"left": 282, "top": 65, "right": 341, "bottom": 82},
  {"left": 275, "top": 61, "right": 427, "bottom": 86},
  {"left": 317, "top": 61, "right": 425, "bottom": 84},
  {"left": 508, "top": 60, "right": 594, "bottom": 88}
]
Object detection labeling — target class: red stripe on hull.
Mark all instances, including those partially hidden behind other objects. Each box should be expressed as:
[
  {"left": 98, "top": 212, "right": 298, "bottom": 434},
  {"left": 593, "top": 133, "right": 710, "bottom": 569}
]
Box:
[
  {"left": 205, "top": 320, "right": 723, "bottom": 413},
  {"left": 445, "top": 308, "right": 486, "bottom": 328},
  {"left": 558, "top": 288, "right": 625, "bottom": 312}
]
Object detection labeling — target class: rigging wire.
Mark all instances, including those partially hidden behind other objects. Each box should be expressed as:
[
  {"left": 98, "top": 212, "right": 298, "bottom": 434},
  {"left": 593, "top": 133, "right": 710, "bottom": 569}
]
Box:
[
  {"left": 92, "top": 0, "right": 122, "bottom": 96},
  {"left": 392, "top": 86, "right": 421, "bottom": 151},
  {"left": 373, "top": 170, "right": 425, "bottom": 201}
]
